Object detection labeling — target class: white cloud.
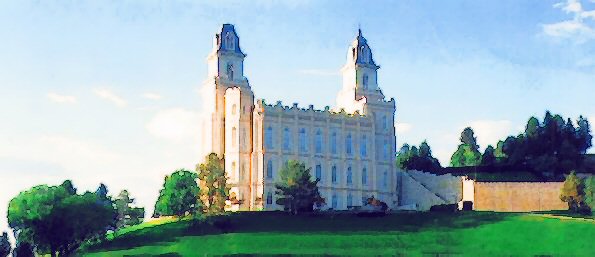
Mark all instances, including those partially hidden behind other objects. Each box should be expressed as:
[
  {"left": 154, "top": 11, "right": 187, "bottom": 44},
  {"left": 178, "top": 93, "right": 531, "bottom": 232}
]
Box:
[
  {"left": 543, "top": 0, "right": 595, "bottom": 42},
  {"left": 47, "top": 92, "right": 76, "bottom": 104},
  {"left": 143, "top": 92, "right": 162, "bottom": 100},
  {"left": 297, "top": 69, "right": 339, "bottom": 76},
  {"left": 467, "top": 120, "right": 516, "bottom": 150},
  {"left": 93, "top": 88, "right": 127, "bottom": 107},
  {"left": 395, "top": 122, "right": 413, "bottom": 133},
  {"left": 146, "top": 108, "right": 201, "bottom": 142}
]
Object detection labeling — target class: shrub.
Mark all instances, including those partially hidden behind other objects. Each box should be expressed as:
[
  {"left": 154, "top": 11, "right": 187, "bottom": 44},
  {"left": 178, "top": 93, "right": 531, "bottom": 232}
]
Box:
[{"left": 430, "top": 204, "right": 458, "bottom": 212}]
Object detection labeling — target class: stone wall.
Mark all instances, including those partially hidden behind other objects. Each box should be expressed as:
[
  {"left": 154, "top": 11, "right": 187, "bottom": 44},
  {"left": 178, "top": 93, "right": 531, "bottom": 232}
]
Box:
[
  {"left": 398, "top": 170, "right": 463, "bottom": 211},
  {"left": 473, "top": 182, "right": 567, "bottom": 212}
]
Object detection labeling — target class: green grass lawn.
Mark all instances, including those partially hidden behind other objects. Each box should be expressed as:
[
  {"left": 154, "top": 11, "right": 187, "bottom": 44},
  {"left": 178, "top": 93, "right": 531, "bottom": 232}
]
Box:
[{"left": 83, "top": 211, "right": 594, "bottom": 256}]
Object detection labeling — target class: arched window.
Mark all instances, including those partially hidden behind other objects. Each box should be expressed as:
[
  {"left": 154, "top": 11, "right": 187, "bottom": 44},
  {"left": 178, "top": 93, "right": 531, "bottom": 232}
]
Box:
[
  {"left": 266, "top": 192, "right": 273, "bottom": 205},
  {"left": 346, "top": 134, "right": 352, "bottom": 155},
  {"left": 225, "top": 32, "right": 234, "bottom": 50},
  {"left": 232, "top": 104, "right": 237, "bottom": 115},
  {"left": 283, "top": 127, "right": 291, "bottom": 150},
  {"left": 232, "top": 127, "right": 237, "bottom": 147},
  {"left": 299, "top": 128, "right": 307, "bottom": 152},
  {"left": 315, "top": 164, "right": 322, "bottom": 181},
  {"left": 360, "top": 135, "right": 367, "bottom": 157},
  {"left": 346, "top": 166, "right": 352, "bottom": 185},
  {"left": 265, "top": 126, "right": 273, "bottom": 149},
  {"left": 226, "top": 63, "right": 234, "bottom": 81},
  {"left": 360, "top": 46, "right": 367, "bottom": 61},
  {"left": 331, "top": 132, "right": 337, "bottom": 154},
  {"left": 315, "top": 130, "right": 322, "bottom": 154},
  {"left": 331, "top": 165, "right": 337, "bottom": 184},
  {"left": 266, "top": 160, "right": 273, "bottom": 179},
  {"left": 347, "top": 193, "right": 353, "bottom": 207},
  {"left": 362, "top": 167, "right": 367, "bottom": 185},
  {"left": 363, "top": 74, "right": 368, "bottom": 89}
]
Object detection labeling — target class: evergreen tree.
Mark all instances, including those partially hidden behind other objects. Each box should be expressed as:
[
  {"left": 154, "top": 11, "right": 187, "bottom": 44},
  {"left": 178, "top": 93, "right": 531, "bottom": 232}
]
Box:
[
  {"left": 114, "top": 190, "right": 145, "bottom": 228},
  {"left": 481, "top": 145, "right": 496, "bottom": 166},
  {"left": 275, "top": 160, "right": 323, "bottom": 214},
  {"left": 583, "top": 176, "right": 595, "bottom": 213},
  {"left": 396, "top": 141, "right": 442, "bottom": 173},
  {"left": 196, "top": 153, "right": 230, "bottom": 214},
  {"left": 0, "top": 232, "right": 10, "bottom": 257}
]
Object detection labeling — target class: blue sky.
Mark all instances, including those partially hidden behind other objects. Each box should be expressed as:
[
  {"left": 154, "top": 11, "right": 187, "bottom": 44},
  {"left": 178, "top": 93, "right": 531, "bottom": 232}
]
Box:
[{"left": 1, "top": 0, "right": 595, "bottom": 239}]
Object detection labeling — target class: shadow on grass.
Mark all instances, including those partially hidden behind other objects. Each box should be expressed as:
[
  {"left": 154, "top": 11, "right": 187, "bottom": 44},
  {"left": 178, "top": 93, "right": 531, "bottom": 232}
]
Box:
[{"left": 85, "top": 211, "right": 514, "bottom": 254}]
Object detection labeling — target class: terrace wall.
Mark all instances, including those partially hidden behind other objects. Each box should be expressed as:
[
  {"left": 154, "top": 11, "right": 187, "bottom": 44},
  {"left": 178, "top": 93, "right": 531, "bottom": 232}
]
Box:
[{"left": 472, "top": 182, "right": 567, "bottom": 212}]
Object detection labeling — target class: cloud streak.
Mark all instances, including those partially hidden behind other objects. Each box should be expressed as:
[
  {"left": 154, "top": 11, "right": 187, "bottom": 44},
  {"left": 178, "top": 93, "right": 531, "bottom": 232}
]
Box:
[
  {"left": 47, "top": 92, "right": 76, "bottom": 104},
  {"left": 94, "top": 88, "right": 127, "bottom": 107},
  {"left": 543, "top": 0, "right": 595, "bottom": 42}
]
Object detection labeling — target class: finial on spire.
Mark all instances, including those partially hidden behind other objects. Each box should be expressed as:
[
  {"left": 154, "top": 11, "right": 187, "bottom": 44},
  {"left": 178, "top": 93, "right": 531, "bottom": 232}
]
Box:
[{"left": 358, "top": 23, "right": 362, "bottom": 37}]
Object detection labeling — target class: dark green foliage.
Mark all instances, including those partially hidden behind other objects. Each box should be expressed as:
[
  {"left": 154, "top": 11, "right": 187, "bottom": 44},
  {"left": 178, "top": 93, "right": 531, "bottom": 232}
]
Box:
[
  {"left": 196, "top": 153, "right": 229, "bottom": 214},
  {"left": 154, "top": 169, "right": 201, "bottom": 217},
  {"left": 0, "top": 232, "right": 10, "bottom": 257},
  {"left": 481, "top": 145, "right": 496, "bottom": 166},
  {"left": 583, "top": 176, "right": 595, "bottom": 214},
  {"left": 501, "top": 112, "right": 592, "bottom": 177},
  {"left": 7, "top": 180, "right": 117, "bottom": 257},
  {"left": 13, "top": 241, "right": 33, "bottom": 257},
  {"left": 114, "top": 190, "right": 145, "bottom": 229},
  {"left": 275, "top": 160, "right": 323, "bottom": 214},
  {"left": 396, "top": 141, "right": 442, "bottom": 173},
  {"left": 450, "top": 127, "right": 482, "bottom": 167}
]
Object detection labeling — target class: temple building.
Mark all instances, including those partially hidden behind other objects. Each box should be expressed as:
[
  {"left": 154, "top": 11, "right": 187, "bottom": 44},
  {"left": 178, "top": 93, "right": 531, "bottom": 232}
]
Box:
[{"left": 199, "top": 24, "right": 397, "bottom": 211}]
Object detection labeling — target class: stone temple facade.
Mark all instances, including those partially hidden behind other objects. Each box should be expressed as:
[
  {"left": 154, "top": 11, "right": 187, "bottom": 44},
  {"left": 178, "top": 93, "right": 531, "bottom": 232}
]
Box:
[{"left": 199, "top": 24, "right": 397, "bottom": 211}]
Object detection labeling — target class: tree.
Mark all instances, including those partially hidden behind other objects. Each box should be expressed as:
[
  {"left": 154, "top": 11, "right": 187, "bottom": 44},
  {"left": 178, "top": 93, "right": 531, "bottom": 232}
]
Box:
[
  {"left": 396, "top": 141, "right": 442, "bottom": 173},
  {"left": 196, "top": 153, "right": 230, "bottom": 214},
  {"left": 560, "top": 171, "right": 585, "bottom": 212},
  {"left": 275, "top": 160, "right": 323, "bottom": 214},
  {"left": 154, "top": 169, "right": 200, "bottom": 217},
  {"left": 13, "top": 241, "right": 33, "bottom": 257},
  {"left": 7, "top": 181, "right": 116, "bottom": 257},
  {"left": 450, "top": 127, "right": 482, "bottom": 167},
  {"left": 584, "top": 176, "right": 595, "bottom": 214},
  {"left": 114, "top": 190, "right": 145, "bottom": 229},
  {"left": 0, "top": 232, "right": 10, "bottom": 257},
  {"left": 481, "top": 145, "right": 496, "bottom": 166}
]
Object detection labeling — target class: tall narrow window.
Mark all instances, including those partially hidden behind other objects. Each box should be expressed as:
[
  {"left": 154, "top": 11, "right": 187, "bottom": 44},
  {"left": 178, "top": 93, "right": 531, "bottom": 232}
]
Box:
[
  {"left": 346, "top": 166, "right": 352, "bottom": 185},
  {"left": 362, "top": 167, "right": 367, "bottom": 185},
  {"left": 231, "top": 162, "right": 236, "bottom": 178},
  {"left": 383, "top": 171, "right": 388, "bottom": 189},
  {"left": 283, "top": 127, "right": 290, "bottom": 150},
  {"left": 266, "top": 192, "right": 273, "bottom": 205},
  {"left": 315, "top": 164, "right": 322, "bottom": 181},
  {"left": 360, "top": 135, "right": 367, "bottom": 157},
  {"left": 232, "top": 127, "right": 237, "bottom": 147},
  {"left": 331, "top": 165, "right": 337, "bottom": 184},
  {"left": 360, "top": 46, "right": 367, "bottom": 61},
  {"left": 265, "top": 126, "right": 273, "bottom": 149},
  {"left": 299, "top": 128, "right": 307, "bottom": 152},
  {"left": 382, "top": 115, "right": 387, "bottom": 129},
  {"left": 232, "top": 104, "right": 237, "bottom": 115},
  {"left": 315, "top": 130, "right": 322, "bottom": 154},
  {"left": 346, "top": 134, "right": 352, "bottom": 155},
  {"left": 225, "top": 32, "right": 234, "bottom": 49},
  {"left": 240, "top": 164, "right": 245, "bottom": 180},
  {"left": 363, "top": 74, "right": 369, "bottom": 89},
  {"left": 227, "top": 63, "right": 234, "bottom": 81},
  {"left": 332, "top": 195, "right": 338, "bottom": 209},
  {"left": 347, "top": 194, "right": 353, "bottom": 207},
  {"left": 331, "top": 132, "right": 337, "bottom": 154},
  {"left": 266, "top": 160, "right": 273, "bottom": 179}
]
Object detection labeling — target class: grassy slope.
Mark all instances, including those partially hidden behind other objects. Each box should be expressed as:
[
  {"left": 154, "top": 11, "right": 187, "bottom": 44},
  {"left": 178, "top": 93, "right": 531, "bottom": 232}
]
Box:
[{"left": 84, "top": 211, "right": 595, "bottom": 256}]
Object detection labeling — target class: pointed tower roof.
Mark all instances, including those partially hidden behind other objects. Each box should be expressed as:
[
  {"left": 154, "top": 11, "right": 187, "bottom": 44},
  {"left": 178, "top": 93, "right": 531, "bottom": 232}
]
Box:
[
  {"left": 214, "top": 24, "right": 245, "bottom": 56},
  {"left": 347, "top": 29, "right": 378, "bottom": 68}
]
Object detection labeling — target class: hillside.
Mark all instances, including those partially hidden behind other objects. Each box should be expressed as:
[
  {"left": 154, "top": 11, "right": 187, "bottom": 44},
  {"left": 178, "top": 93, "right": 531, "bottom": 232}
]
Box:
[{"left": 82, "top": 211, "right": 595, "bottom": 256}]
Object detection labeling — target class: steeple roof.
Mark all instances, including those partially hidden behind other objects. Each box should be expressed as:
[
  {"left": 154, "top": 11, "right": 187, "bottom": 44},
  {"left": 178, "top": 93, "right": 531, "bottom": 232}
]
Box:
[
  {"left": 214, "top": 24, "right": 245, "bottom": 56},
  {"left": 348, "top": 29, "right": 378, "bottom": 68}
]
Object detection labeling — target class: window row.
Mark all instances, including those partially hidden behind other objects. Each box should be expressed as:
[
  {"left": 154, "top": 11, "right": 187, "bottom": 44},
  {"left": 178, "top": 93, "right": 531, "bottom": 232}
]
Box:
[{"left": 264, "top": 127, "right": 370, "bottom": 157}]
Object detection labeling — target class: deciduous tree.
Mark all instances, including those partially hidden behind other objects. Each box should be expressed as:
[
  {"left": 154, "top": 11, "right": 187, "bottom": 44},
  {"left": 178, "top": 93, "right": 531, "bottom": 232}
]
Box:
[
  {"left": 154, "top": 169, "right": 201, "bottom": 217},
  {"left": 196, "top": 153, "right": 229, "bottom": 214},
  {"left": 0, "top": 232, "right": 10, "bottom": 257},
  {"left": 450, "top": 127, "right": 482, "bottom": 167},
  {"left": 560, "top": 171, "right": 585, "bottom": 212}
]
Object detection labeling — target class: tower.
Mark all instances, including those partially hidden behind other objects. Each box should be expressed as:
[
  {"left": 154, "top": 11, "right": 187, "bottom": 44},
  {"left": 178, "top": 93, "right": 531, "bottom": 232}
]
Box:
[{"left": 199, "top": 24, "right": 254, "bottom": 210}]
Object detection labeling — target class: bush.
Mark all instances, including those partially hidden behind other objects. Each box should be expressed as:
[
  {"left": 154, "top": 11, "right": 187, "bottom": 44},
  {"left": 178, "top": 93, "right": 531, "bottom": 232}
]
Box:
[
  {"left": 462, "top": 201, "right": 473, "bottom": 211},
  {"left": 430, "top": 204, "right": 458, "bottom": 212}
]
